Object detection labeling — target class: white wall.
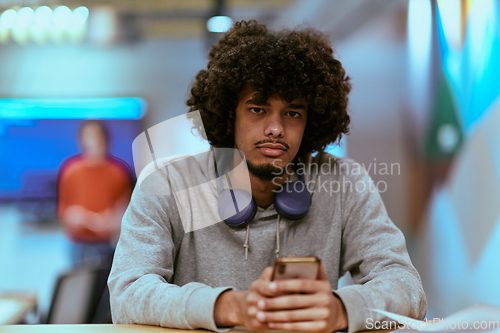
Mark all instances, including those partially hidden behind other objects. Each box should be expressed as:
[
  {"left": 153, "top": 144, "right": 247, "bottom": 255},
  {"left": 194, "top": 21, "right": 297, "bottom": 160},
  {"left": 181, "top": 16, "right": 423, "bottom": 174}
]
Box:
[
  {"left": 335, "top": 5, "right": 411, "bottom": 235},
  {"left": 0, "top": 38, "right": 208, "bottom": 128}
]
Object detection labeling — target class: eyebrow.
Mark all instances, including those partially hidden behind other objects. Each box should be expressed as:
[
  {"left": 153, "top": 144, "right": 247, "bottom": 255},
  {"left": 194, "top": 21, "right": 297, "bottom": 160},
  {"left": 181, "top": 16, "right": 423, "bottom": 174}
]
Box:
[
  {"left": 245, "top": 98, "right": 270, "bottom": 106},
  {"left": 245, "top": 98, "right": 306, "bottom": 110},
  {"left": 286, "top": 103, "right": 306, "bottom": 110}
]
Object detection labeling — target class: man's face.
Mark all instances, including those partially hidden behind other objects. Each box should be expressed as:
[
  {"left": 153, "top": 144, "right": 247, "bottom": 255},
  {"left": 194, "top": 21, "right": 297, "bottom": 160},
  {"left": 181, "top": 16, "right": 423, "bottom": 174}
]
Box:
[
  {"left": 79, "top": 123, "right": 107, "bottom": 160},
  {"left": 234, "top": 87, "right": 307, "bottom": 181}
]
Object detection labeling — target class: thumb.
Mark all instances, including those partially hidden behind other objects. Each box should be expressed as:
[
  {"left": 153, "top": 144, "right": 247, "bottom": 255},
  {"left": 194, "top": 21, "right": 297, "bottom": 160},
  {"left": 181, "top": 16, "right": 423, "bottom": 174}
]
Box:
[{"left": 260, "top": 266, "right": 274, "bottom": 281}]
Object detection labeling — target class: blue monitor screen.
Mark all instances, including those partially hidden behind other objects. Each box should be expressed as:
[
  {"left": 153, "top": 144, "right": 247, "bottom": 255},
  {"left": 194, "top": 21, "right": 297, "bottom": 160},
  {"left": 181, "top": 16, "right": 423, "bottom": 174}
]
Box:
[{"left": 0, "top": 119, "right": 141, "bottom": 201}]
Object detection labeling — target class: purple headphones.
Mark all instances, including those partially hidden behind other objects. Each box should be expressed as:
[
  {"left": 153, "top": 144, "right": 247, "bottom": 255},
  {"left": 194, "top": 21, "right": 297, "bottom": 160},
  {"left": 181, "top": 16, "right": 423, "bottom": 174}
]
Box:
[{"left": 214, "top": 151, "right": 312, "bottom": 227}]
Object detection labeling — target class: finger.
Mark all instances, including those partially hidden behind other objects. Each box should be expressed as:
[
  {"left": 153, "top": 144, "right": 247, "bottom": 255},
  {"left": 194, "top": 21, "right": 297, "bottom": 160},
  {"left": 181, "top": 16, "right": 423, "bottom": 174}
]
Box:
[
  {"left": 271, "top": 279, "right": 330, "bottom": 295},
  {"left": 258, "top": 293, "right": 331, "bottom": 311},
  {"left": 251, "top": 280, "right": 279, "bottom": 297},
  {"left": 259, "top": 266, "right": 274, "bottom": 281},
  {"left": 257, "top": 308, "right": 330, "bottom": 323},
  {"left": 318, "top": 262, "right": 328, "bottom": 281},
  {"left": 248, "top": 319, "right": 273, "bottom": 332},
  {"left": 267, "top": 321, "right": 329, "bottom": 332},
  {"left": 246, "top": 305, "right": 258, "bottom": 318},
  {"left": 246, "top": 290, "right": 261, "bottom": 305}
]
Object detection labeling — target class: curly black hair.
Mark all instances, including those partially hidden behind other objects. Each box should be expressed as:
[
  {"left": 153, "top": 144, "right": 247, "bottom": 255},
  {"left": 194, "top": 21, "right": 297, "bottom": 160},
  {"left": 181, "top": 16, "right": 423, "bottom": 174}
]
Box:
[{"left": 187, "top": 20, "right": 351, "bottom": 158}]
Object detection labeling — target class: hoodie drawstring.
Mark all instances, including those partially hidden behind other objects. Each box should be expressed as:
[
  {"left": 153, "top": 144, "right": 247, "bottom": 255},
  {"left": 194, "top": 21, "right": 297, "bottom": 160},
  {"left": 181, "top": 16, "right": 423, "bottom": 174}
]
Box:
[
  {"left": 275, "top": 214, "right": 281, "bottom": 258},
  {"left": 244, "top": 224, "right": 250, "bottom": 260},
  {"left": 243, "top": 214, "right": 281, "bottom": 260}
]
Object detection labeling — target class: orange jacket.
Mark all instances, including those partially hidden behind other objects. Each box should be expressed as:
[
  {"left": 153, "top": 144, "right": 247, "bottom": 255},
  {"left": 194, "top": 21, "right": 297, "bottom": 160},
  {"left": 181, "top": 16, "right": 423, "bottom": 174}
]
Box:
[{"left": 57, "top": 155, "right": 132, "bottom": 242}]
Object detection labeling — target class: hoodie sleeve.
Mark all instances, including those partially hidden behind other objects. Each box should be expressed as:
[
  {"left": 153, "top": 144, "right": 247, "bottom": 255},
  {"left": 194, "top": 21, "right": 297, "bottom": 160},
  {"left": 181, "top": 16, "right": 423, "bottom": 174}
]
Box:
[
  {"left": 333, "top": 160, "right": 427, "bottom": 333},
  {"left": 107, "top": 183, "right": 232, "bottom": 332}
]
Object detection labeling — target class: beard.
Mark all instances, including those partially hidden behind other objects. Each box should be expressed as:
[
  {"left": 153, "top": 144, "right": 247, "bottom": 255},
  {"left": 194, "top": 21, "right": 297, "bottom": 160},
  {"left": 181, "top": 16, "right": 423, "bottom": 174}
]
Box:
[{"left": 246, "top": 159, "right": 286, "bottom": 181}]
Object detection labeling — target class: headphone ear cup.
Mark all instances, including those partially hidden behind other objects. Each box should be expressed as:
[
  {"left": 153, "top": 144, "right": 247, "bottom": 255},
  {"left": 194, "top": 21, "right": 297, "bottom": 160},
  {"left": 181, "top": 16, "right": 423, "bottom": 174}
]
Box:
[
  {"left": 274, "top": 181, "right": 311, "bottom": 220},
  {"left": 218, "top": 188, "right": 257, "bottom": 227}
]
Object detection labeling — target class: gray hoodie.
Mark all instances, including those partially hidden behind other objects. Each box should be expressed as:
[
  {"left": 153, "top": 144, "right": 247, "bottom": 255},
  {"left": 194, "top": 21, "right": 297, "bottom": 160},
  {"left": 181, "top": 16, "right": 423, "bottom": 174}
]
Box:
[{"left": 108, "top": 151, "right": 427, "bottom": 332}]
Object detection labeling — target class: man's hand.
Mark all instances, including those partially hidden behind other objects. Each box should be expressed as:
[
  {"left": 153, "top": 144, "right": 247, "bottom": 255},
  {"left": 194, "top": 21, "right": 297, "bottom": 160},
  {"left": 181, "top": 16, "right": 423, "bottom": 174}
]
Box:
[
  {"left": 61, "top": 205, "right": 119, "bottom": 241},
  {"left": 253, "top": 263, "right": 348, "bottom": 333},
  {"left": 215, "top": 264, "right": 348, "bottom": 333},
  {"left": 237, "top": 266, "right": 277, "bottom": 331},
  {"left": 214, "top": 267, "right": 275, "bottom": 331}
]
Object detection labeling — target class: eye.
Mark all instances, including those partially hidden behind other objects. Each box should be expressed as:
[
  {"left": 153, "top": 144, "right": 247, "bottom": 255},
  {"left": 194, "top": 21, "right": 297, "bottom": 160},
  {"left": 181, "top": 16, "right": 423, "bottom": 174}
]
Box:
[
  {"left": 250, "top": 107, "right": 265, "bottom": 114},
  {"left": 286, "top": 111, "right": 301, "bottom": 118}
]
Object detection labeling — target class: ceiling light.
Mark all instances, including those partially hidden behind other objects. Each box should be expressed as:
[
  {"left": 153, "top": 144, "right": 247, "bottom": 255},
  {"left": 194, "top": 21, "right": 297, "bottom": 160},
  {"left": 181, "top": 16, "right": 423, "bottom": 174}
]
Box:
[
  {"left": 53, "top": 6, "right": 73, "bottom": 29},
  {"left": 0, "top": 9, "right": 18, "bottom": 29},
  {"left": 35, "top": 6, "right": 52, "bottom": 28},
  {"left": 207, "top": 16, "right": 233, "bottom": 33},
  {"left": 18, "top": 7, "right": 35, "bottom": 28},
  {"left": 73, "top": 6, "right": 89, "bottom": 25}
]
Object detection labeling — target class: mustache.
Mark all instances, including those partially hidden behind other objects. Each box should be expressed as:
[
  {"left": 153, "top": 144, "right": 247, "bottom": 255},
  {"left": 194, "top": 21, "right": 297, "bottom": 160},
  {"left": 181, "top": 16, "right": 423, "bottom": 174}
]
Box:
[{"left": 254, "top": 139, "right": 290, "bottom": 151}]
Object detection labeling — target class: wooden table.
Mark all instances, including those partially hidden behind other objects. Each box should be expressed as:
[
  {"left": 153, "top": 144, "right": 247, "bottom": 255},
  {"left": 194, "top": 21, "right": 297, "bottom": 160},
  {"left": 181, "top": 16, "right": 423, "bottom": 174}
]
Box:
[
  {"left": 0, "top": 324, "right": 397, "bottom": 333},
  {"left": 0, "top": 325, "right": 190, "bottom": 333},
  {"left": 0, "top": 294, "right": 37, "bottom": 325}
]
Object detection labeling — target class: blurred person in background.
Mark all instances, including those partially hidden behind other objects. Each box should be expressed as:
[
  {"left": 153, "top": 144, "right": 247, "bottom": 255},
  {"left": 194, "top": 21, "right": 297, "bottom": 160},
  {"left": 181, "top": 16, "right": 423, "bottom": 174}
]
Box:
[{"left": 57, "top": 120, "right": 132, "bottom": 267}]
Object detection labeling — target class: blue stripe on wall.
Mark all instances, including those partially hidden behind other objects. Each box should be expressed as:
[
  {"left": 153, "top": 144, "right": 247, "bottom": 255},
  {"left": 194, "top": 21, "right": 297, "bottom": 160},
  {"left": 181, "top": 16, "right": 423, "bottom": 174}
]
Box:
[{"left": 0, "top": 97, "right": 147, "bottom": 119}]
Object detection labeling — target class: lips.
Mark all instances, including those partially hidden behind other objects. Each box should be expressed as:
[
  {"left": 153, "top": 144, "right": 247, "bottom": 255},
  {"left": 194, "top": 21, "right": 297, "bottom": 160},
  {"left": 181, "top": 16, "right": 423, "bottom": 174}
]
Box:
[
  {"left": 257, "top": 143, "right": 286, "bottom": 150},
  {"left": 256, "top": 143, "right": 286, "bottom": 157}
]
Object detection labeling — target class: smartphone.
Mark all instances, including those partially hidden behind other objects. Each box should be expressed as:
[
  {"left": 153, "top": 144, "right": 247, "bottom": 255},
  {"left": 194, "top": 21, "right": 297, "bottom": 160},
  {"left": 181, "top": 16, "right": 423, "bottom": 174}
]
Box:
[{"left": 271, "top": 257, "right": 321, "bottom": 281}]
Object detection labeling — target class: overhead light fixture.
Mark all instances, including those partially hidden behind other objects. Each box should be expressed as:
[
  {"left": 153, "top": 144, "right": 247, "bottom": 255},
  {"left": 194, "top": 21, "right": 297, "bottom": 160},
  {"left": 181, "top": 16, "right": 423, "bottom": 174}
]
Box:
[
  {"left": 0, "top": 9, "right": 17, "bottom": 29},
  {"left": 53, "top": 6, "right": 73, "bottom": 29},
  {"left": 34, "top": 6, "right": 52, "bottom": 27},
  {"left": 18, "top": 7, "right": 35, "bottom": 28},
  {"left": 73, "top": 6, "right": 89, "bottom": 25},
  {"left": 207, "top": 16, "right": 233, "bottom": 33}
]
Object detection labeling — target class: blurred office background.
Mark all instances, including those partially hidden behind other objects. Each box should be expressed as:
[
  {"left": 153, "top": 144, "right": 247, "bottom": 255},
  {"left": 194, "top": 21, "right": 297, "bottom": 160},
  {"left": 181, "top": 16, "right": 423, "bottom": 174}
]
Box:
[{"left": 0, "top": 0, "right": 499, "bottom": 324}]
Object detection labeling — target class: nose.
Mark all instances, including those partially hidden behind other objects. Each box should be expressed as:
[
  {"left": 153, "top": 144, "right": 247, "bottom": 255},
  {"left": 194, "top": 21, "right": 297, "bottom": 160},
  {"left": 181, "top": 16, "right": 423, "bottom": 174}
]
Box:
[{"left": 264, "top": 113, "right": 284, "bottom": 138}]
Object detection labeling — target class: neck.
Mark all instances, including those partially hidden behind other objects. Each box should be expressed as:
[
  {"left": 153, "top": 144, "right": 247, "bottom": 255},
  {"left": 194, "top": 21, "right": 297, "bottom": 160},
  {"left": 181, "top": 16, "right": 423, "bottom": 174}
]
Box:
[
  {"left": 227, "top": 151, "right": 291, "bottom": 208},
  {"left": 82, "top": 152, "right": 107, "bottom": 165},
  {"left": 249, "top": 172, "right": 289, "bottom": 208}
]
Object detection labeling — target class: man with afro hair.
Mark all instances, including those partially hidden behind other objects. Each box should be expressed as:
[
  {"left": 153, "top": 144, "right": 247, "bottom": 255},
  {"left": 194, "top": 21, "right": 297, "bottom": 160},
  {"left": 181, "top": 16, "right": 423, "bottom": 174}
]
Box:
[{"left": 109, "top": 20, "right": 427, "bottom": 333}]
